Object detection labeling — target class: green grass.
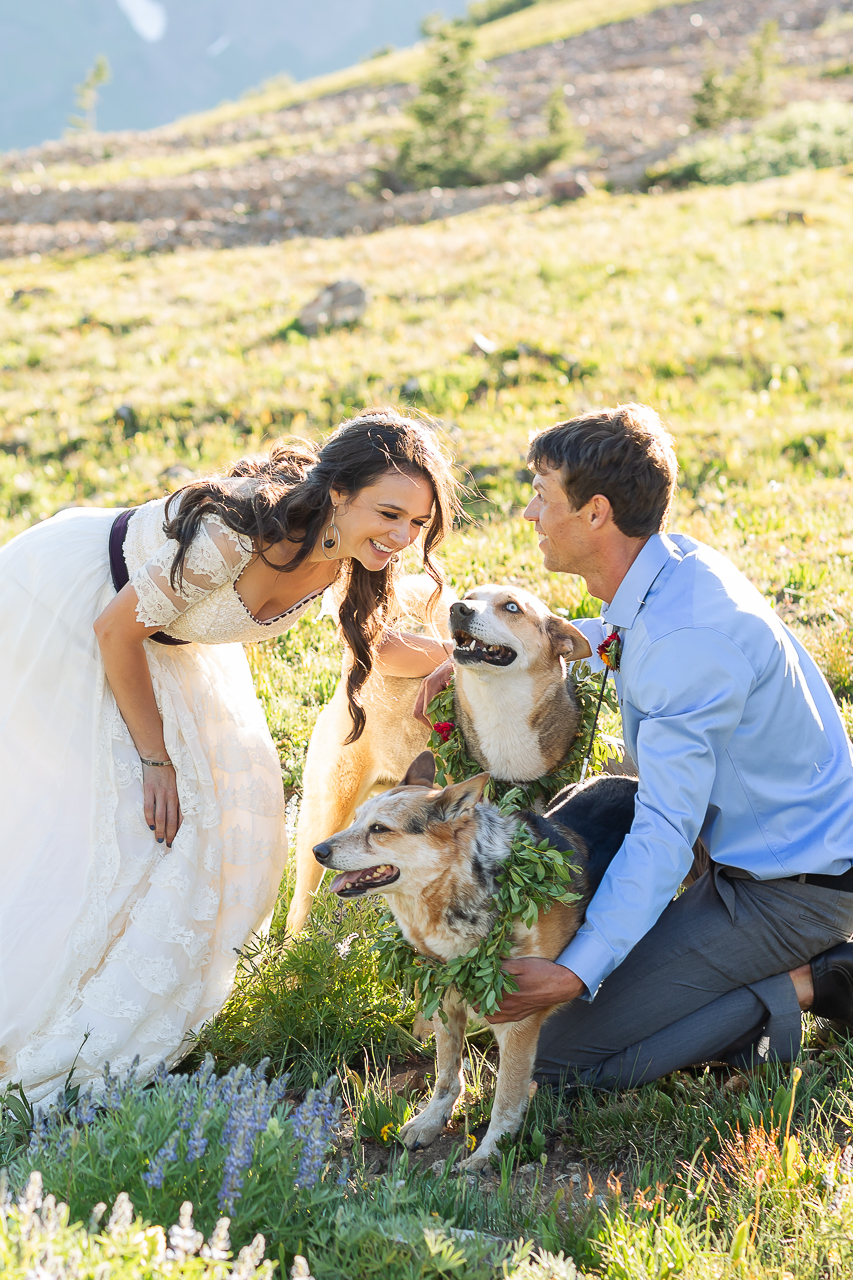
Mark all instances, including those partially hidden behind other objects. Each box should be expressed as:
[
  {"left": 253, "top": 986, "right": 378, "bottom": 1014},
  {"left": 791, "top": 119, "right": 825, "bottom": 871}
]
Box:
[{"left": 5, "top": 165, "right": 853, "bottom": 1275}]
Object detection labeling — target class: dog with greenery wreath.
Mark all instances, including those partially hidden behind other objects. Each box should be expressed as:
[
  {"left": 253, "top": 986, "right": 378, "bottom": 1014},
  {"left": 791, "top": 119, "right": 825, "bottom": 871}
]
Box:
[{"left": 312, "top": 649, "right": 638, "bottom": 1170}]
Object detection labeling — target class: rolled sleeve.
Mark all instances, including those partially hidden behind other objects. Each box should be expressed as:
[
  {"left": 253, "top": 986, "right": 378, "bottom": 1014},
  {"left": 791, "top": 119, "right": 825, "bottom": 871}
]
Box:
[
  {"left": 571, "top": 616, "right": 608, "bottom": 674},
  {"left": 556, "top": 627, "right": 756, "bottom": 996}
]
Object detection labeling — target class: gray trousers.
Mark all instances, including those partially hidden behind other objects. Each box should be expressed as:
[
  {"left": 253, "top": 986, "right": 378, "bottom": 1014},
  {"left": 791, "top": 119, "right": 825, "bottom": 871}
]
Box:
[{"left": 535, "top": 868, "right": 853, "bottom": 1090}]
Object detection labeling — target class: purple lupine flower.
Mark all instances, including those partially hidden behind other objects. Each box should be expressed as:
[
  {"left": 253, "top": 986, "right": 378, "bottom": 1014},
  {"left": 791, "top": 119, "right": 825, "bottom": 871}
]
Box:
[
  {"left": 27, "top": 1108, "right": 51, "bottom": 1157},
  {"left": 101, "top": 1061, "right": 118, "bottom": 1109},
  {"left": 74, "top": 1088, "right": 98, "bottom": 1126},
  {"left": 217, "top": 1111, "right": 260, "bottom": 1213},
  {"left": 176, "top": 1090, "right": 196, "bottom": 1131},
  {"left": 214, "top": 1061, "right": 282, "bottom": 1214},
  {"left": 55, "top": 1126, "right": 72, "bottom": 1161},
  {"left": 186, "top": 1109, "right": 210, "bottom": 1161},
  {"left": 142, "top": 1129, "right": 180, "bottom": 1189},
  {"left": 291, "top": 1080, "right": 340, "bottom": 1189}
]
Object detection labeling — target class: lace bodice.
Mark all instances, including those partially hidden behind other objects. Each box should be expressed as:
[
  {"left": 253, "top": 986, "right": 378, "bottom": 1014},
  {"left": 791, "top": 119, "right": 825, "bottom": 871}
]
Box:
[{"left": 122, "top": 497, "right": 323, "bottom": 644}]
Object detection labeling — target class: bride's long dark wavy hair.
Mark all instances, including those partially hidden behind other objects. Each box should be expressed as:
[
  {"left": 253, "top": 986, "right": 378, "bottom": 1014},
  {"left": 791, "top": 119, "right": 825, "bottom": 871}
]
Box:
[{"left": 163, "top": 408, "right": 457, "bottom": 741}]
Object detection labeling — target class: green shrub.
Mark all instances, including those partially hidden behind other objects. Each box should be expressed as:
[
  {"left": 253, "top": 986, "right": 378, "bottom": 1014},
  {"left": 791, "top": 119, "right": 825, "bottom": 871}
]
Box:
[
  {"left": 381, "top": 23, "right": 578, "bottom": 191},
  {"left": 693, "top": 21, "right": 779, "bottom": 130},
  {"left": 648, "top": 100, "right": 853, "bottom": 188},
  {"left": 194, "top": 898, "right": 415, "bottom": 1089}
]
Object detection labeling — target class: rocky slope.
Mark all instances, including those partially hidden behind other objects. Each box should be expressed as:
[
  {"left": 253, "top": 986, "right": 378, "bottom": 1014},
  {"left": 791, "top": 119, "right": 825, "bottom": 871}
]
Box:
[{"left": 1, "top": 0, "right": 851, "bottom": 260}]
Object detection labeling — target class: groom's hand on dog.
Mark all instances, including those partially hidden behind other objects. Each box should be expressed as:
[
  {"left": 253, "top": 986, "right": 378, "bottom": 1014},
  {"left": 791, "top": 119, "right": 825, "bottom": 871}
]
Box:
[
  {"left": 484, "top": 958, "right": 584, "bottom": 1023},
  {"left": 413, "top": 657, "right": 454, "bottom": 727}
]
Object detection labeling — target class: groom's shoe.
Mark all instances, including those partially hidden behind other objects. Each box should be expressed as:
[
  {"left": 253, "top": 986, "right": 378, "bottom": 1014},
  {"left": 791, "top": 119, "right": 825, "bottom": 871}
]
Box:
[{"left": 810, "top": 941, "right": 853, "bottom": 1026}]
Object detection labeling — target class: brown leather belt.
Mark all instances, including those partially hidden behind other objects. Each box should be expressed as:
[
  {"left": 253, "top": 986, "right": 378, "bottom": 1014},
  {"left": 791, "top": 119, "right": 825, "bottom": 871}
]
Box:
[
  {"left": 109, "top": 508, "right": 189, "bottom": 646},
  {"left": 721, "top": 864, "right": 853, "bottom": 892}
]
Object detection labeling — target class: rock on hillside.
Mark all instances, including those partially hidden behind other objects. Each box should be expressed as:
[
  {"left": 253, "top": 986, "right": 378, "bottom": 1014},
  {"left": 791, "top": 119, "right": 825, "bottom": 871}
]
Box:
[{"left": 1, "top": 0, "right": 851, "bottom": 261}]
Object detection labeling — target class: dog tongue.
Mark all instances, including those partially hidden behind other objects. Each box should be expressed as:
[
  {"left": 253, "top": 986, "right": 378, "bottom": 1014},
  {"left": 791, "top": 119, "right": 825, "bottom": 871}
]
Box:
[{"left": 329, "top": 870, "right": 365, "bottom": 895}]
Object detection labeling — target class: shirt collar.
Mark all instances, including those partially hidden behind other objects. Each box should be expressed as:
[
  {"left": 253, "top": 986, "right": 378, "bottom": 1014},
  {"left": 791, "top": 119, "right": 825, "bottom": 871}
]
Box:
[{"left": 602, "top": 532, "right": 680, "bottom": 630}]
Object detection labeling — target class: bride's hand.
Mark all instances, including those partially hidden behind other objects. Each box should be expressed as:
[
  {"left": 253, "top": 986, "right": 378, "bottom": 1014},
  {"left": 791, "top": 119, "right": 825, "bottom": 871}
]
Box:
[
  {"left": 143, "top": 762, "right": 182, "bottom": 848},
  {"left": 413, "top": 657, "right": 453, "bottom": 728}
]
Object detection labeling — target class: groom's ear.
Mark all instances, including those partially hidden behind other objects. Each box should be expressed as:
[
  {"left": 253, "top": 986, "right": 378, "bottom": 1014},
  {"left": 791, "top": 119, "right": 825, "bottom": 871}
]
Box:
[{"left": 546, "top": 615, "right": 592, "bottom": 661}]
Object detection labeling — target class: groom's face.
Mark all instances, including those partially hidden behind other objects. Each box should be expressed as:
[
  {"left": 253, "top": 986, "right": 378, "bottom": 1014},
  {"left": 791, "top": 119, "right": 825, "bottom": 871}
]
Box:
[{"left": 523, "top": 466, "right": 592, "bottom": 574}]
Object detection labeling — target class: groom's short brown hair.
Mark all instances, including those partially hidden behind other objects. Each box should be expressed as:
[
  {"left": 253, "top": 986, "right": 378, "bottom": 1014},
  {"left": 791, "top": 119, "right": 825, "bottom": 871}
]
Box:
[{"left": 527, "top": 403, "right": 677, "bottom": 538}]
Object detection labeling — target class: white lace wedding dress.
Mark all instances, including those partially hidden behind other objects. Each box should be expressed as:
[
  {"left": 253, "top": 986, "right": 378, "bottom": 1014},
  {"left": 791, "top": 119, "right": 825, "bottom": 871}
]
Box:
[{"left": 0, "top": 497, "right": 322, "bottom": 1104}]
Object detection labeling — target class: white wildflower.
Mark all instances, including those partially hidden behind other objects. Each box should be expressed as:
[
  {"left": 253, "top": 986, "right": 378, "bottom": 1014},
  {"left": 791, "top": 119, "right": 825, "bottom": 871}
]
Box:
[
  {"left": 202, "top": 1216, "right": 232, "bottom": 1262},
  {"left": 230, "top": 1233, "right": 267, "bottom": 1279},
  {"left": 107, "top": 1191, "right": 134, "bottom": 1235},
  {"left": 168, "top": 1202, "right": 203, "bottom": 1258}
]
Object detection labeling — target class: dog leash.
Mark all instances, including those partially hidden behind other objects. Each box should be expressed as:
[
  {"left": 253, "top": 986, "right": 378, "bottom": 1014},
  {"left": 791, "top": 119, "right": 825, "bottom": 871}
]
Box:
[
  {"left": 577, "top": 628, "right": 622, "bottom": 784},
  {"left": 577, "top": 668, "right": 610, "bottom": 785}
]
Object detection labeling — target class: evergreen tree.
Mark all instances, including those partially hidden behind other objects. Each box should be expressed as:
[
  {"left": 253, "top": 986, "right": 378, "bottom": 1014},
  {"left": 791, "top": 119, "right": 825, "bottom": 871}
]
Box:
[
  {"left": 693, "top": 23, "right": 779, "bottom": 131},
  {"left": 394, "top": 23, "right": 499, "bottom": 189},
  {"left": 68, "top": 55, "right": 111, "bottom": 134},
  {"left": 386, "top": 23, "right": 580, "bottom": 191}
]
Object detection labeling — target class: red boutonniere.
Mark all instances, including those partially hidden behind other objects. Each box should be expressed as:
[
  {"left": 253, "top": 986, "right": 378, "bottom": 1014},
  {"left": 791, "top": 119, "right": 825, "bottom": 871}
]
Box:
[
  {"left": 432, "top": 721, "right": 456, "bottom": 744},
  {"left": 597, "top": 630, "right": 622, "bottom": 672}
]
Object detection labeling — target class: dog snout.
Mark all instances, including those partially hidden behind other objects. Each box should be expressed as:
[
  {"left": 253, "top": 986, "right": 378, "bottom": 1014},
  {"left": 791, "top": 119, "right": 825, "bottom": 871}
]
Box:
[
  {"left": 450, "top": 601, "right": 476, "bottom": 624},
  {"left": 313, "top": 842, "right": 334, "bottom": 864}
]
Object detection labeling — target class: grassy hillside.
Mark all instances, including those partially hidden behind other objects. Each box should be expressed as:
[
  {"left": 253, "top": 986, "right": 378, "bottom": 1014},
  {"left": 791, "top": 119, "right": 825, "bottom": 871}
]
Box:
[
  {"left": 176, "top": 0, "right": 692, "bottom": 133},
  {"left": 5, "top": 164, "right": 853, "bottom": 1276},
  {"left": 4, "top": 162, "right": 853, "bottom": 751}
]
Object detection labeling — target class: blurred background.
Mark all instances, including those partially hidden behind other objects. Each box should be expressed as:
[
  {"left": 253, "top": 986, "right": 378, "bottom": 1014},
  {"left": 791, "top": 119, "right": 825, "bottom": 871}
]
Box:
[{"left": 1, "top": 0, "right": 468, "bottom": 150}]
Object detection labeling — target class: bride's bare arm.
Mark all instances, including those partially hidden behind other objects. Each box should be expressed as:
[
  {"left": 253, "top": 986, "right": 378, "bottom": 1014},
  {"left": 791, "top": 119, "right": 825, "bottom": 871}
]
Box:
[
  {"left": 93, "top": 584, "right": 182, "bottom": 848},
  {"left": 374, "top": 632, "right": 452, "bottom": 678}
]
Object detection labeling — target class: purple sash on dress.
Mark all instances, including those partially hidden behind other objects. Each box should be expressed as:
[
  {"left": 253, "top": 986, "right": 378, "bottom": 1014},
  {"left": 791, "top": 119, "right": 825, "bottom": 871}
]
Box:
[{"left": 109, "top": 508, "right": 189, "bottom": 646}]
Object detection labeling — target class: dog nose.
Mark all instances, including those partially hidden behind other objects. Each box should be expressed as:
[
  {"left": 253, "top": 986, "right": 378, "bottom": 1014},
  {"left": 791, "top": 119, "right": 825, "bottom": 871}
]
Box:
[
  {"left": 313, "top": 842, "right": 334, "bottom": 864},
  {"left": 453, "top": 601, "right": 475, "bottom": 618}
]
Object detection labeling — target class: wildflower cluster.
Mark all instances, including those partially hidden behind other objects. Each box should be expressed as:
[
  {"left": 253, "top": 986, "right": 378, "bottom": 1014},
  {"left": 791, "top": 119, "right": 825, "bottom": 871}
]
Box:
[
  {"left": 12, "top": 1053, "right": 342, "bottom": 1250},
  {"left": 425, "top": 661, "right": 617, "bottom": 807},
  {"left": 0, "top": 1172, "right": 274, "bottom": 1279},
  {"left": 216, "top": 1063, "right": 290, "bottom": 1213}
]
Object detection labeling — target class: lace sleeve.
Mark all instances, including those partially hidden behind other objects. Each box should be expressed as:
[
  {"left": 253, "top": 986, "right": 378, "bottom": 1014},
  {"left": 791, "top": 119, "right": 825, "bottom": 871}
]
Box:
[{"left": 130, "top": 514, "right": 254, "bottom": 629}]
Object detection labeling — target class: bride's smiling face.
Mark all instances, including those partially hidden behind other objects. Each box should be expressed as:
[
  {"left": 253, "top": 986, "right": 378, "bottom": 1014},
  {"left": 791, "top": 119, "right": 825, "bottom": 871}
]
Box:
[{"left": 329, "top": 470, "right": 435, "bottom": 570}]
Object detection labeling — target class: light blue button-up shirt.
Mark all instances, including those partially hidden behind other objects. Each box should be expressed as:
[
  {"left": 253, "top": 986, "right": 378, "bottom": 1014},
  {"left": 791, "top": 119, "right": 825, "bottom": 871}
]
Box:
[{"left": 558, "top": 532, "right": 853, "bottom": 998}]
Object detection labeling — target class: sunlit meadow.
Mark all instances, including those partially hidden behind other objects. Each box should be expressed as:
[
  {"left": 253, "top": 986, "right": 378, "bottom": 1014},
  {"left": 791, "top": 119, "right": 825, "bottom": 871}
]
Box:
[{"left": 4, "top": 164, "right": 853, "bottom": 1276}]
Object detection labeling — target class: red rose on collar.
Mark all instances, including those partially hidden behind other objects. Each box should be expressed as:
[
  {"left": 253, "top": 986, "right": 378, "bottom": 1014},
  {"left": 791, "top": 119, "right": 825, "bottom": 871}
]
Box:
[
  {"left": 432, "top": 721, "right": 455, "bottom": 743},
  {"left": 597, "top": 631, "right": 622, "bottom": 672}
]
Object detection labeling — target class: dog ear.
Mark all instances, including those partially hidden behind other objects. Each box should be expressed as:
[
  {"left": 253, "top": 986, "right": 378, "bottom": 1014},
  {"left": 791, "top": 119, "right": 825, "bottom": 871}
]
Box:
[
  {"left": 431, "top": 772, "right": 490, "bottom": 821},
  {"left": 546, "top": 615, "right": 592, "bottom": 661},
  {"left": 400, "top": 751, "right": 437, "bottom": 789}
]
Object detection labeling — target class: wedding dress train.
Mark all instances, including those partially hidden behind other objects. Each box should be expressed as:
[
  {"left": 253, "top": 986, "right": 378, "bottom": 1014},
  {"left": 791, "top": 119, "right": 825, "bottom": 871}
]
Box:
[{"left": 0, "top": 497, "right": 320, "bottom": 1103}]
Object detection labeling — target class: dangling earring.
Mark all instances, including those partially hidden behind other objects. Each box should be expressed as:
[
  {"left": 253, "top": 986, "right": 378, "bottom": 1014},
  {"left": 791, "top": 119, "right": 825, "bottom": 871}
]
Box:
[{"left": 322, "top": 506, "right": 341, "bottom": 560}]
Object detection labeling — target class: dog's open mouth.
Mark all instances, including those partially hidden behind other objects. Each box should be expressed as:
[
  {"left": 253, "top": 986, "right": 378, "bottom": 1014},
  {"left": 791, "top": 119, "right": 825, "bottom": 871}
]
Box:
[
  {"left": 453, "top": 628, "right": 517, "bottom": 667},
  {"left": 329, "top": 864, "right": 400, "bottom": 897}
]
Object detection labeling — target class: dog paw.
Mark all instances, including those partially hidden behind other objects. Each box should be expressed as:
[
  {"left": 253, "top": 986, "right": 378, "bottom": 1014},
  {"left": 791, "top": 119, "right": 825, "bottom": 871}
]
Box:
[
  {"left": 455, "top": 1150, "right": 491, "bottom": 1173},
  {"left": 399, "top": 1111, "right": 450, "bottom": 1150}
]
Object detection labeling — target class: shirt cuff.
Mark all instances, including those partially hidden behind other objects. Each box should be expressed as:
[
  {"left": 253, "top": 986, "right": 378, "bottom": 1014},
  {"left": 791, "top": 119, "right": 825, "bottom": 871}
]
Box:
[
  {"left": 554, "top": 930, "right": 617, "bottom": 1002},
  {"left": 570, "top": 617, "right": 607, "bottom": 673}
]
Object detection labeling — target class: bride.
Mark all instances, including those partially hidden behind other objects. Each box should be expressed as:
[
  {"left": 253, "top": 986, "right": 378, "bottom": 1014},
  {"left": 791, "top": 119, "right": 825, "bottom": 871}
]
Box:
[{"left": 0, "top": 408, "right": 456, "bottom": 1104}]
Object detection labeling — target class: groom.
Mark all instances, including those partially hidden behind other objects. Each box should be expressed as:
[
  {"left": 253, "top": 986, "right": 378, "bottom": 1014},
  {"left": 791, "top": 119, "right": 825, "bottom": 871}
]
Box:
[{"left": 421, "top": 402, "right": 853, "bottom": 1085}]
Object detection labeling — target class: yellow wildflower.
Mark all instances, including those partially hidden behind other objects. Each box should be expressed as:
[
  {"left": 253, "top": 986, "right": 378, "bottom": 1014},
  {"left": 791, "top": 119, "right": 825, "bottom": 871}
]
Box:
[
  {"left": 465, "top": 1133, "right": 477, "bottom": 1151},
  {"left": 380, "top": 1123, "right": 396, "bottom": 1143}
]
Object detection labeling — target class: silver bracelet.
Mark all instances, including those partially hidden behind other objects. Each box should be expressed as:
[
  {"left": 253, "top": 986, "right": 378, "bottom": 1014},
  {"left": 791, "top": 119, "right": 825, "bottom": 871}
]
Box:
[{"left": 140, "top": 756, "right": 172, "bottom": 767}]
